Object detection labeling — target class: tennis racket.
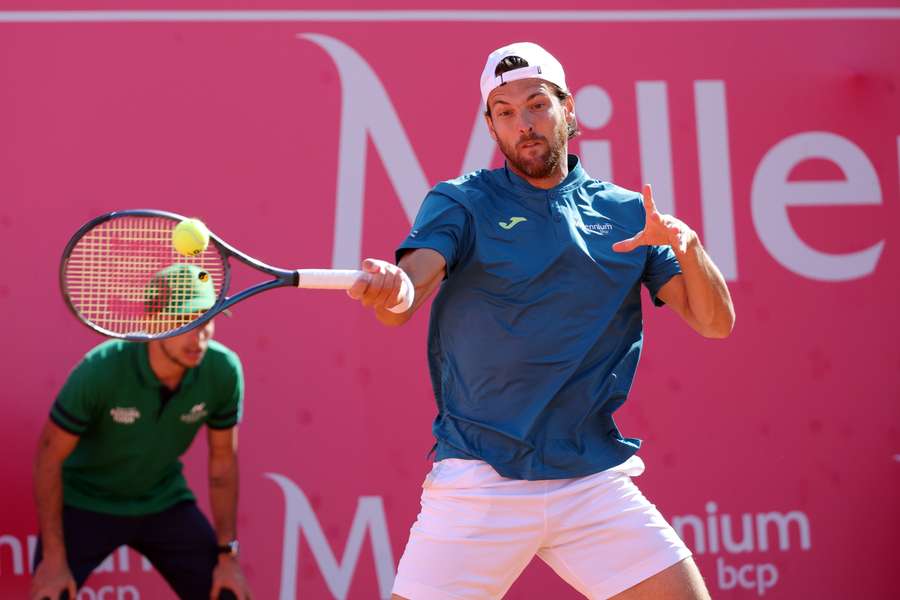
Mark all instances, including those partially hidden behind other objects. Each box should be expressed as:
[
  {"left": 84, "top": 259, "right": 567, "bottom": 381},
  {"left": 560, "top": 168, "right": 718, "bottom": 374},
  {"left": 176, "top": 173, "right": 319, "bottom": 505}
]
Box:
[{"left": 60, "top": 209, "right": 413, "bottom": 340}]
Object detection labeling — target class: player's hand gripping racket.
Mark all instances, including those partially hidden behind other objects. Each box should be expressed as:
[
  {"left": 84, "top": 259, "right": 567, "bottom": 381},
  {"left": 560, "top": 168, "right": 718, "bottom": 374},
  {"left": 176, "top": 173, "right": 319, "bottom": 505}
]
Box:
[{"left": 60, "top": 209, "right": 413, "bottom": 340}]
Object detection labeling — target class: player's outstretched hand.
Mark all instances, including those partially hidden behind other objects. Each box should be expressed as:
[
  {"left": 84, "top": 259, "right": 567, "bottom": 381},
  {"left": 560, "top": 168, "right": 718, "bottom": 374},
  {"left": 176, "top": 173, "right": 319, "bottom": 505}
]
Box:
[
  {"left": 29, "top": 559, "right": 76, "bottom": 600},
  {"left": 347, "top": 258, "right": 413, "bottom": 313},
  {"left": 211, "top": 557, "right": 252, "bottom": 600},
  {"left": 612, "top": 184, "right": 696, "bottom": 255}
]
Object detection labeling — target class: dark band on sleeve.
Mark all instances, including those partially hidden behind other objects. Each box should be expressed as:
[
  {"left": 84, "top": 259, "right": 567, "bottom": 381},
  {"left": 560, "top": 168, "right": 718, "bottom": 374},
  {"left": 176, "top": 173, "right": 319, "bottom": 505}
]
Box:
[
  {"left": 210, "top": 408, "right": 238, "bottom": 421},
  {"left": 50, "top": 413, "right": 84, "bottom": 436},
  {"left": 52, "top": 402, "right": 88, "bottom": 427},
  {"left": 207, "top": 405, "right": 239, "bottom": 429}
]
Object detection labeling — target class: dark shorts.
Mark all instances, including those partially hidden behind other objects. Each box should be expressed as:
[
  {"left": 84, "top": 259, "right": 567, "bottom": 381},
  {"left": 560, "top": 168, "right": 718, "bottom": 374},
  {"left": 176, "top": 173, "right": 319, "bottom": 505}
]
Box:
[{"left": 33, "top": 501, "right": 225, "bottom": 600}]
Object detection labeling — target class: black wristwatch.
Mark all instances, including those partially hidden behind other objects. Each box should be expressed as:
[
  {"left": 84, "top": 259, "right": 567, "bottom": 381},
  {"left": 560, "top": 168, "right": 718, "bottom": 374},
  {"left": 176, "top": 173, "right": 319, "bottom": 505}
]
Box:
[{"left": 217, "top": 539, "right": 239, "bottom": 557}]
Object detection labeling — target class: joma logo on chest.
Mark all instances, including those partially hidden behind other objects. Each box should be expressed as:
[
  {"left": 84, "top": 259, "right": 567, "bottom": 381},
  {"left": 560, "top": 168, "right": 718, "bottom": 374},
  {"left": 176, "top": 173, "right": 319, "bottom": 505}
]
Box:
[{"left": 499, "top": 217, "right": 528, "bottom": 230}]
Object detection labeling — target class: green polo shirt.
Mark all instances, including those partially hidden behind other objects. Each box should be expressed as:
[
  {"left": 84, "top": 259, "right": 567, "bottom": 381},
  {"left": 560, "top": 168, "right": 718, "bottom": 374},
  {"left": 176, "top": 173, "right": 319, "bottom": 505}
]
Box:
[{"left": 50, "top": 339, "right": 243, "bottom": 516}]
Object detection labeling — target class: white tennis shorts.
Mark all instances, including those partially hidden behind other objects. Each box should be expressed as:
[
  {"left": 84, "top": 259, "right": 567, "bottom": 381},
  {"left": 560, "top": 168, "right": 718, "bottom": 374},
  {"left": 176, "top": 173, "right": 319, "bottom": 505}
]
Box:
[{"left": 392, "top": 455, "right": 691, "bottom": 600}]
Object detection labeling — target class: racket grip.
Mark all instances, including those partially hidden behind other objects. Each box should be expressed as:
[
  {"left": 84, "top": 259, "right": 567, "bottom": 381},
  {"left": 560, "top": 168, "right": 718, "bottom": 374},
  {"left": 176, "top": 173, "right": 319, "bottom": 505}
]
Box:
[
  {"left": 296, "top": 269, "right": 362, "bottom": 289},
  {"left": 295, "top": 269, "right": 414, "bottom": 314}
]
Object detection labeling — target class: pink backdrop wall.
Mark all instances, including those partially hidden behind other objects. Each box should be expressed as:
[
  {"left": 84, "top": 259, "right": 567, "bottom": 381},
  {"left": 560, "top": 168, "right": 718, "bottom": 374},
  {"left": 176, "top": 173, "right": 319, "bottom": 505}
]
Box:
[{"left": 2, "top": 2, "right": 898, "bottom": 598}]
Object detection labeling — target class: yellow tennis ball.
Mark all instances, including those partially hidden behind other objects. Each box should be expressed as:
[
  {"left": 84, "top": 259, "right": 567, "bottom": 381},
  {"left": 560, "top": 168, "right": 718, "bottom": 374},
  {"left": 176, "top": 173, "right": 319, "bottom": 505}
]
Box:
[{"left": 172, "top": 218, "right": 210, "bottom": 256}]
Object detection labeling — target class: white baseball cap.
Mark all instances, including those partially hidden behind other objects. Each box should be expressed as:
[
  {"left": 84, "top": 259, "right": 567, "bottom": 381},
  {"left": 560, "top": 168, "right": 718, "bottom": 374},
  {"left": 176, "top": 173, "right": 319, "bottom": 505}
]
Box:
[{"left": 480, "top": 42, "right": 568, "bottom": 106}]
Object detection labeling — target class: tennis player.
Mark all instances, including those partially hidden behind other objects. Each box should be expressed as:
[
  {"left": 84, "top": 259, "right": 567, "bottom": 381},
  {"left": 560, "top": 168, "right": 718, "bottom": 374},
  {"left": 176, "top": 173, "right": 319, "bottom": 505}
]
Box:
[
  {"left": 349, "top": 42, "right": 735, "bottom": 599},
  {"left": 31, "top": 265, "right": 251, "bottom": 600}
]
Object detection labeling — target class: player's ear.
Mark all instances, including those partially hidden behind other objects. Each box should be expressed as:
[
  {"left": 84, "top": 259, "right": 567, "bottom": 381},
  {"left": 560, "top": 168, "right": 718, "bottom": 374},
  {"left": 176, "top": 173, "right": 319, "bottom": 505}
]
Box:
[
  {"left": 563, "top": 94, "right": 575, "bottom": 124},
  {"left": 484, "top": 112, "right": 498, "bottom": 142}
]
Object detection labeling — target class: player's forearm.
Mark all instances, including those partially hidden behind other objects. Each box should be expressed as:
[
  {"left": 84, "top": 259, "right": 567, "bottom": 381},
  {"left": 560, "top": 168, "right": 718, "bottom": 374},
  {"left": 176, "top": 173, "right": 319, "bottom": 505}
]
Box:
[
  {"left": 208, "top": 454, "right": 239, "bottom": 543},
  {"left": 33, "top": 450, "right": 67, "bottom": 562},
  {"left": 675, "top": 235, "right": 735, "bottom": 338}
]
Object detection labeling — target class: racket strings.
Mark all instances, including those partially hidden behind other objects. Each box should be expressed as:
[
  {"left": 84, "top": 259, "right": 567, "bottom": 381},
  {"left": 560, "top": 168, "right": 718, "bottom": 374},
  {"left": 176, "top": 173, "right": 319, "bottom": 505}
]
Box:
[{"left": 64, "top": 216, "right": 226, "bottom": 336}]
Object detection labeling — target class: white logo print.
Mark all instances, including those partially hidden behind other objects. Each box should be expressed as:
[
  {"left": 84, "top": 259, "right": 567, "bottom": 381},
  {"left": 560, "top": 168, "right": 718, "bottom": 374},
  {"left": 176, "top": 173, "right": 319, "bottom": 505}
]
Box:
[
  {"left": 180, "top": 403, "right": 209, "bottom": 424},
  {"left": 585, "top": 222, "right": 614, "bottom": 235},
  {"left": 672, "top": 501, "right": 812, "bottom": 596},
  {"left": 110, "top": 407, "right": 141, "bottom": 424}
]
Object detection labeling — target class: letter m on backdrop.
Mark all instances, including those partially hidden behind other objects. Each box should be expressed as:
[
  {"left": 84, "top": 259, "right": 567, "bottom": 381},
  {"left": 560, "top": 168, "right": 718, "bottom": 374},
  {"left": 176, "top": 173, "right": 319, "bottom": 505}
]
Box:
[
  {"left": 298, "top": 34, "right": 494, "bottom": 268},
  {"left": 267, "top": 473, "right": 397, "bottom": 599}
]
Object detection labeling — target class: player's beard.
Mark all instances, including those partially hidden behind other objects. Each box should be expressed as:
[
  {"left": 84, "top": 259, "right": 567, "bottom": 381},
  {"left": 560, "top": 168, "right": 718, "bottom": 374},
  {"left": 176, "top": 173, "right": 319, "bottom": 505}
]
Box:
[{"left": 498, "top": 120, "right": 568, "bottom": 180}]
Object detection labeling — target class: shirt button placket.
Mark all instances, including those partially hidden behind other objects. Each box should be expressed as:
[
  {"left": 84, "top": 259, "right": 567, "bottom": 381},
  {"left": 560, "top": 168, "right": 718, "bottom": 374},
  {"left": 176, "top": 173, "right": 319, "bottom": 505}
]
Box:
[{"left": 549, "top": 192, "right": 562, "bottom": 222}]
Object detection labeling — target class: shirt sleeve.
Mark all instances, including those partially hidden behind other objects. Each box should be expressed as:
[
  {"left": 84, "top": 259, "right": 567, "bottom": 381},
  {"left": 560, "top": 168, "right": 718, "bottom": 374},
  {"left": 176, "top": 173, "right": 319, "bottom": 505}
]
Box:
[
  {"left": 642, "top": 244, "right": 682, "bottom": 307},
  {"left": 50, "top": 360, "right": 98, "bottom": 435},
  {"left": 207, "top": 353, "right": 244, "bottom": 430},
  {"left": 395, "top": 191, "right": 471, "bottom": 275}
]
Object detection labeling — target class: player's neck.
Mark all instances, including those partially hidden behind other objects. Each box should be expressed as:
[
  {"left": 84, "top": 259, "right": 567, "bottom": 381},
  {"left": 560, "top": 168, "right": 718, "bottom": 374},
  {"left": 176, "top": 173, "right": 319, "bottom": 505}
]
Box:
[{"left": 147, "top": 342, "right": 187, "bottom": 390}]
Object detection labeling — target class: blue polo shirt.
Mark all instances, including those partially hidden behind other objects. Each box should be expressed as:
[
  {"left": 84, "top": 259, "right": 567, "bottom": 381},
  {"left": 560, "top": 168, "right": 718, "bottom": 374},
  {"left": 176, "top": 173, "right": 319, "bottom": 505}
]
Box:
[{"left": 397, "top": 155, "right": 681, "bottom": 480}]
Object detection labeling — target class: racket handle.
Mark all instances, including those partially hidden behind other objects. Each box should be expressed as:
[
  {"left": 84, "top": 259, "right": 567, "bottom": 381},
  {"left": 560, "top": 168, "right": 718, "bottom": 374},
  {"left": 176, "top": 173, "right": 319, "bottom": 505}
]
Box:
[
  {"left": 295, "top": 269, "right": 414, "bottom": 314},
  {"left": 296, "top": 269, "right": 361, "bottom": 289}
]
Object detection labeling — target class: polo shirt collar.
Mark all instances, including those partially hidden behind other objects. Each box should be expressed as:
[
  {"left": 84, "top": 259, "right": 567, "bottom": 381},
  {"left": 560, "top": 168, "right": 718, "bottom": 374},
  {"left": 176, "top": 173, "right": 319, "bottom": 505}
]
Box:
[
  {"left": 500, "top": 154, "right": 588, "bottom": 197},
  {"left": 134, "top": 342, "right": 199, "bottom": 389}
]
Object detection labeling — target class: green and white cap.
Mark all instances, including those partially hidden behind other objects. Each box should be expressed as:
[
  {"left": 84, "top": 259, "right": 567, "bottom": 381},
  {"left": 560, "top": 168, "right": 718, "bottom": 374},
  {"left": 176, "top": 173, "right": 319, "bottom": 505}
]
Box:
[{"left": 144, "top": 263, "right": 216, "bottom": 315}]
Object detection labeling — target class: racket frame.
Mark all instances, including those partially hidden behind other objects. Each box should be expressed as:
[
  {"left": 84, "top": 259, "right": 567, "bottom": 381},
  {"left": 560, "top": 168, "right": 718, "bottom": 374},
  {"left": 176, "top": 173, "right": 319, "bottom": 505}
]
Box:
[{"left": 60, "top": 209, "right": 301, "bottom": 341}]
